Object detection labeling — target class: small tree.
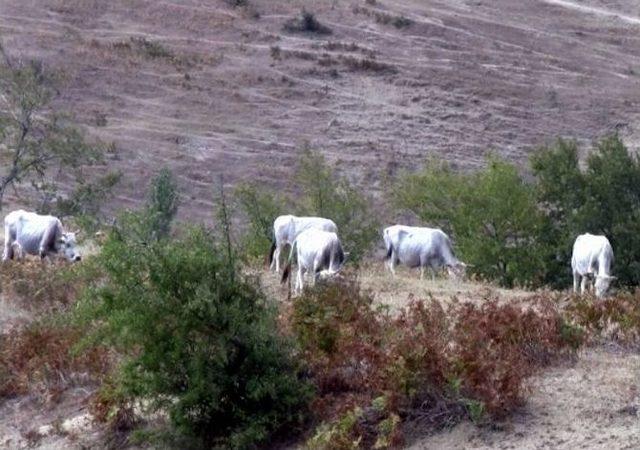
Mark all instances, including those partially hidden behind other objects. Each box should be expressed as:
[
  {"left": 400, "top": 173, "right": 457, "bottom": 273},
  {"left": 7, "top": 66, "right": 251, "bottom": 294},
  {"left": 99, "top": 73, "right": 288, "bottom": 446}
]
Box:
[
  {"left": 76, "top": 211, "right": 312, "bottom": 449},
  {"left": 146, "top": 167, "right": 179, "bottom": 240},
  {"left": 532, "top": 135, "right": 640, "bottom": 287},
  {"left": 0, "top": 46, "right": 101, "bottom": 210},
  {"left": 295, "top": 149, "right": 379, "bottom": 263},
  {"left": 52, "top": 171, "right": 122, "bottom": 232}
]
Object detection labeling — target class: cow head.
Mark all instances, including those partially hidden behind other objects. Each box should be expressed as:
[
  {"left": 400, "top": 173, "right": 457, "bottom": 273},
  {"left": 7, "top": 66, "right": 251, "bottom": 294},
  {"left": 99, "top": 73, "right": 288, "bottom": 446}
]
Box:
[
  {"left": 317, "top": 268, "right": 342, "bottom": 281},
  {"left": 447, "top": 262, "right": 468, "bottom": 280},
  {"left": 594, "top": 274, "right": 615, "bottom": 297},
  {"left": 57, "top": 232, "right": 82, "bottom": 262}
]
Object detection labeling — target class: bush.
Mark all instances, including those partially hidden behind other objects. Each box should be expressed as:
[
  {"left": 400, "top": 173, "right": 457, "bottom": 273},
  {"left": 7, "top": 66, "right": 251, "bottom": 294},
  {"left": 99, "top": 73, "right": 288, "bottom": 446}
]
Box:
[
  {"left": 289, "top": 278, "right": 579, "bottom": 446},
  {"left": 0, "top": 321, "right": 110, "bottom": 401},
  {"left": 564, "top": 291, "right": 640, "bottom": 344},
  {"left": 145, "top": 167, "right": 179, "bottom": 240},
  {"left": 75, "top": 221, "right": 313, "bottom": 448},
  {"left": 234, "top": 182, "right": 288, "bottom": 260},
  {"left": 393, "top": 157, "right": 546, "bottom": 287},
  {"left": 283, "top": 10, "right": 332, "bottom": 35},
  {"left": 234, "top": 150, "right": 378, "bottom": 265},
  {"left": 53, "top": 170, "right": 122, "bottom": 232}
]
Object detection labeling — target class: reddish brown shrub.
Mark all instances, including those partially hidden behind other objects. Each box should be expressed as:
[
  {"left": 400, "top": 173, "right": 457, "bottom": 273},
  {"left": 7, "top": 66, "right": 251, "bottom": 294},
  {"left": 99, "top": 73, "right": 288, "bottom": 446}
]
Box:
[
  {"left": 0, "top": 260, "right": 85, "bottom": 317},
  {"left": 564, "top": 291, "right": 640, "bottom": 344},
  {"left": 0, "top": 322, "right": 111, "bottom": 401},
  {"left": 290, "top": 279, "right": 581, "bottom": 448}
]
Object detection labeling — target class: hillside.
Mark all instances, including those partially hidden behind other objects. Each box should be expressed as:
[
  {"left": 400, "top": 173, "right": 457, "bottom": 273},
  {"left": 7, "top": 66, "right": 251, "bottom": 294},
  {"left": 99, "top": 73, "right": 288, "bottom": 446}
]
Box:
[{"left": 1, "top": 0, "right": 640, "bottom": 221}]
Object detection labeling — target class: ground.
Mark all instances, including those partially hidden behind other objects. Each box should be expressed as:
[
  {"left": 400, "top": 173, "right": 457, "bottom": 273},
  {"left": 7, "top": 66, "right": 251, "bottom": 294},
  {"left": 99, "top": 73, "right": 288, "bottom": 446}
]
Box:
[
  {"left": 1, "top": 259, "right": 639, "bottom": 448},
  {"left": 1, "top": 0, "right": 640, "bottom": 221}
]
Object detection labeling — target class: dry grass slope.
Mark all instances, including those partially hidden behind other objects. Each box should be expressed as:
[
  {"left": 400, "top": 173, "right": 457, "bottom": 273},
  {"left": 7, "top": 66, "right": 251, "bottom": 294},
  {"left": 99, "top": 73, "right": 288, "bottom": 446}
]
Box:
[{"left": 1, "top": 0, "right": 640, "bottom": 220}]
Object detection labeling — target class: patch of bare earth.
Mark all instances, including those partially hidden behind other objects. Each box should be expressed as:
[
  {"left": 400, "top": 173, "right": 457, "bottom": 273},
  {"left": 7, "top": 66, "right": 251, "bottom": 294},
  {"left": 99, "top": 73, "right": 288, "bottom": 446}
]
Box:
[
  {"left": 1, "top": 0, "right": 640, "bottom": 220},
  {"left": 410, "top": 346, "right": 640, "bottom": 450}
]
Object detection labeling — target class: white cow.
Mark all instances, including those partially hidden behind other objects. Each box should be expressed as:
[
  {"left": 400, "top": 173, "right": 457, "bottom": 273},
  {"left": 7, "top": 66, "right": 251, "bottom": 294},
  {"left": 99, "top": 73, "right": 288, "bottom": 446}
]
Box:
[
  {"left": 3, "top": 210, "right": 82, "bottom": 262},
  {"left": 281, "top": 229, "right": 345, "bottom": 293},
  {"left": 383, "top": 225, "right": 466, "bottom": 279},
  {"left": 269, "top": 215, "right": 338, "bottom": 273},
  {"left": 571, "top": 233, "right": 615, "bottom": 297}
]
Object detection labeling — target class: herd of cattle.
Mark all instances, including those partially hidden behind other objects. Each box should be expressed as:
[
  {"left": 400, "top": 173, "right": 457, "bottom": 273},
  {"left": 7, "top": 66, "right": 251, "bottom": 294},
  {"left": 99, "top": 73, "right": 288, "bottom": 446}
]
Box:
[
  {"left": 1, "top": 210, "right": 616, "bottom": 297},
  {"left": 267, "top": 214, "right": 616, "bottom": 297}
]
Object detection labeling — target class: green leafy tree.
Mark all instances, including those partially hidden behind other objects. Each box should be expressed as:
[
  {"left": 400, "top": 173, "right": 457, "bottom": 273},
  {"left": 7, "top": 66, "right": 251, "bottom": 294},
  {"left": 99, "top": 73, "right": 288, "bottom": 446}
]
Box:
[
  {"left": 76, "top": 217, "right": 312, "bottom": 448},
  {"left": 295, "top": 149, "right": 379, "bottom": 263},
  {"left": 531, "top": 139, "right": 586, "bottom": 287},
  {"left": 394, "top": 157, "right": 546, "bottom": 287},
  {"left": 533, "top": 135, "right": 640, "bottom": 287},
  {"left": 0, "top": 46, "right": 101, "bottom": 210}
]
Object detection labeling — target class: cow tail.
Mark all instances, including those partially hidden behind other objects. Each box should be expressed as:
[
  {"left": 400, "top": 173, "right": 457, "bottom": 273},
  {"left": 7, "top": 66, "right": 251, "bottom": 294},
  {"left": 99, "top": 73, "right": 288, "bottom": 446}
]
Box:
[
  {"left": 267, "top": 241, "right": 277, "bottom": 266},
  {"left": 336, "top": 244, "right": 345, "bottom": 266},
  {"left": 281, "top": 240, "right": 297, "bottom": 284}
]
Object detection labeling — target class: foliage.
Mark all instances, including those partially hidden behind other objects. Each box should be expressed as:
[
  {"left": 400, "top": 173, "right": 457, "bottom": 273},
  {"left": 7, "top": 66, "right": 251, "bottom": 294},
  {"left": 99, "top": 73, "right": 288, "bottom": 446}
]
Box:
[
  {"left": 283, "top": 10, "right": 332, "bottom": 35},
  {"left": 564, "top": 291, "right": 640, "bottom": 344},
  {"left": 75, "top": 219, "right": 313, "bottom": 448},
  {"left": 393, "top": 156, "right": 546, "bottom": 287},
  {"left": 0, "top": 46, "right": 102, "bottom": 210},
  {"left": 0, "top": 321, "right": 110, "bottom": 401},
  {"left": 52, "top": 170, "right": 122, "bottom": 232},
  {"left": 532, "top": 135, "right": 640, "bottom": 287},
  {"left": 295, "top": 149, "right": 379, "bottom": 263},
  {"left": 145, "top": 167, "right": 179, "bottom": 240},
  {"left": 234, "top": 182, "right": 287, "bottom": 260},
  {"left": 289, "top": 278, "right": 579, "bottom": 447}
]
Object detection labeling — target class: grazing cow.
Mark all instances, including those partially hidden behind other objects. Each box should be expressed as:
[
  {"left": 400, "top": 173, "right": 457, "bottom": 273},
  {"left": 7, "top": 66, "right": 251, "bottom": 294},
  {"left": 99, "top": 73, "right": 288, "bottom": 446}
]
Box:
[
  {"left": 383, "top": 225, "right": 466, "bottom": 279},
  {"left": 3, "top": 210, "right": 81, "bottom": 262},
  {"left": 571, "top": 233, "right": 615, "bottom": 297},
  {"left": 281, "top": 229, "right": 345, "bottom": 293},
  {"left": 269, "top": 215, "right": 338, "bottom": 273}
]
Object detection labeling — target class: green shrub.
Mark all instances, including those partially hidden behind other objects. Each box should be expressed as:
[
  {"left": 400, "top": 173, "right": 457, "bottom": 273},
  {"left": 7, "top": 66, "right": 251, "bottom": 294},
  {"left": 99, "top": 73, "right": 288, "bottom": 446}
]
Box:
[
  {"left": 145, "top": 167, "right": 179, "bottom": 240},
  {"left": 234, "top": 182, "right": 287, "bottom": 260},
  {"left": 53, "top": 170, "right": 122, "bottom": 232},
  {"left": 393, "top": 156, "right": 546, "bottom": 287},
  {"left": 76, "top": 221, "right": 313, "bottom": 448},
  {"left": 283, "top": 10, "right": 332, "bottom": 35}
]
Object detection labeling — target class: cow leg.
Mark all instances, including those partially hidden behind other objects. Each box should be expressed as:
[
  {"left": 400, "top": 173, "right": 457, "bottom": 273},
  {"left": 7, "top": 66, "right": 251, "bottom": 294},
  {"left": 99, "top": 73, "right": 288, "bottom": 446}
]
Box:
[
  {"left": 273, "top": 245, "right": 281, "bottom": 273},
  {"left": 296, "top": 266, "right": 304, "bottom": 294},
  {"left": 420, "top": 266, "right": 425, "bottom": 280},
  {"left": 387, "top": 251, "right": 397, "bottom": 276},
  {"left": 573, "top": 272, "right": 580, "bottom": 294},
  {"left": 580, "top": 276, "right": 589, "bottom": 294},
  {"left": 2, "top": 233, "right": 13, "bottom": 262}
]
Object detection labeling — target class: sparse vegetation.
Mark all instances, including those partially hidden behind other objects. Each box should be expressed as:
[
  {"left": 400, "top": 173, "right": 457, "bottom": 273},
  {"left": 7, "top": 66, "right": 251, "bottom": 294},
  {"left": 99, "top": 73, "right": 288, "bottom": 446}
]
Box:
[
  {"left": 52, "top": 170, "right": 122, "bottom": 232},
  {"left": 283, "top": 10, "right": 332, "bottom": 35},
  {"left": 352, "top": 6, "right": 412, "bottom": 28},
  {"left": 0, "top": 45, "right": 103, "bottom": 210}
]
